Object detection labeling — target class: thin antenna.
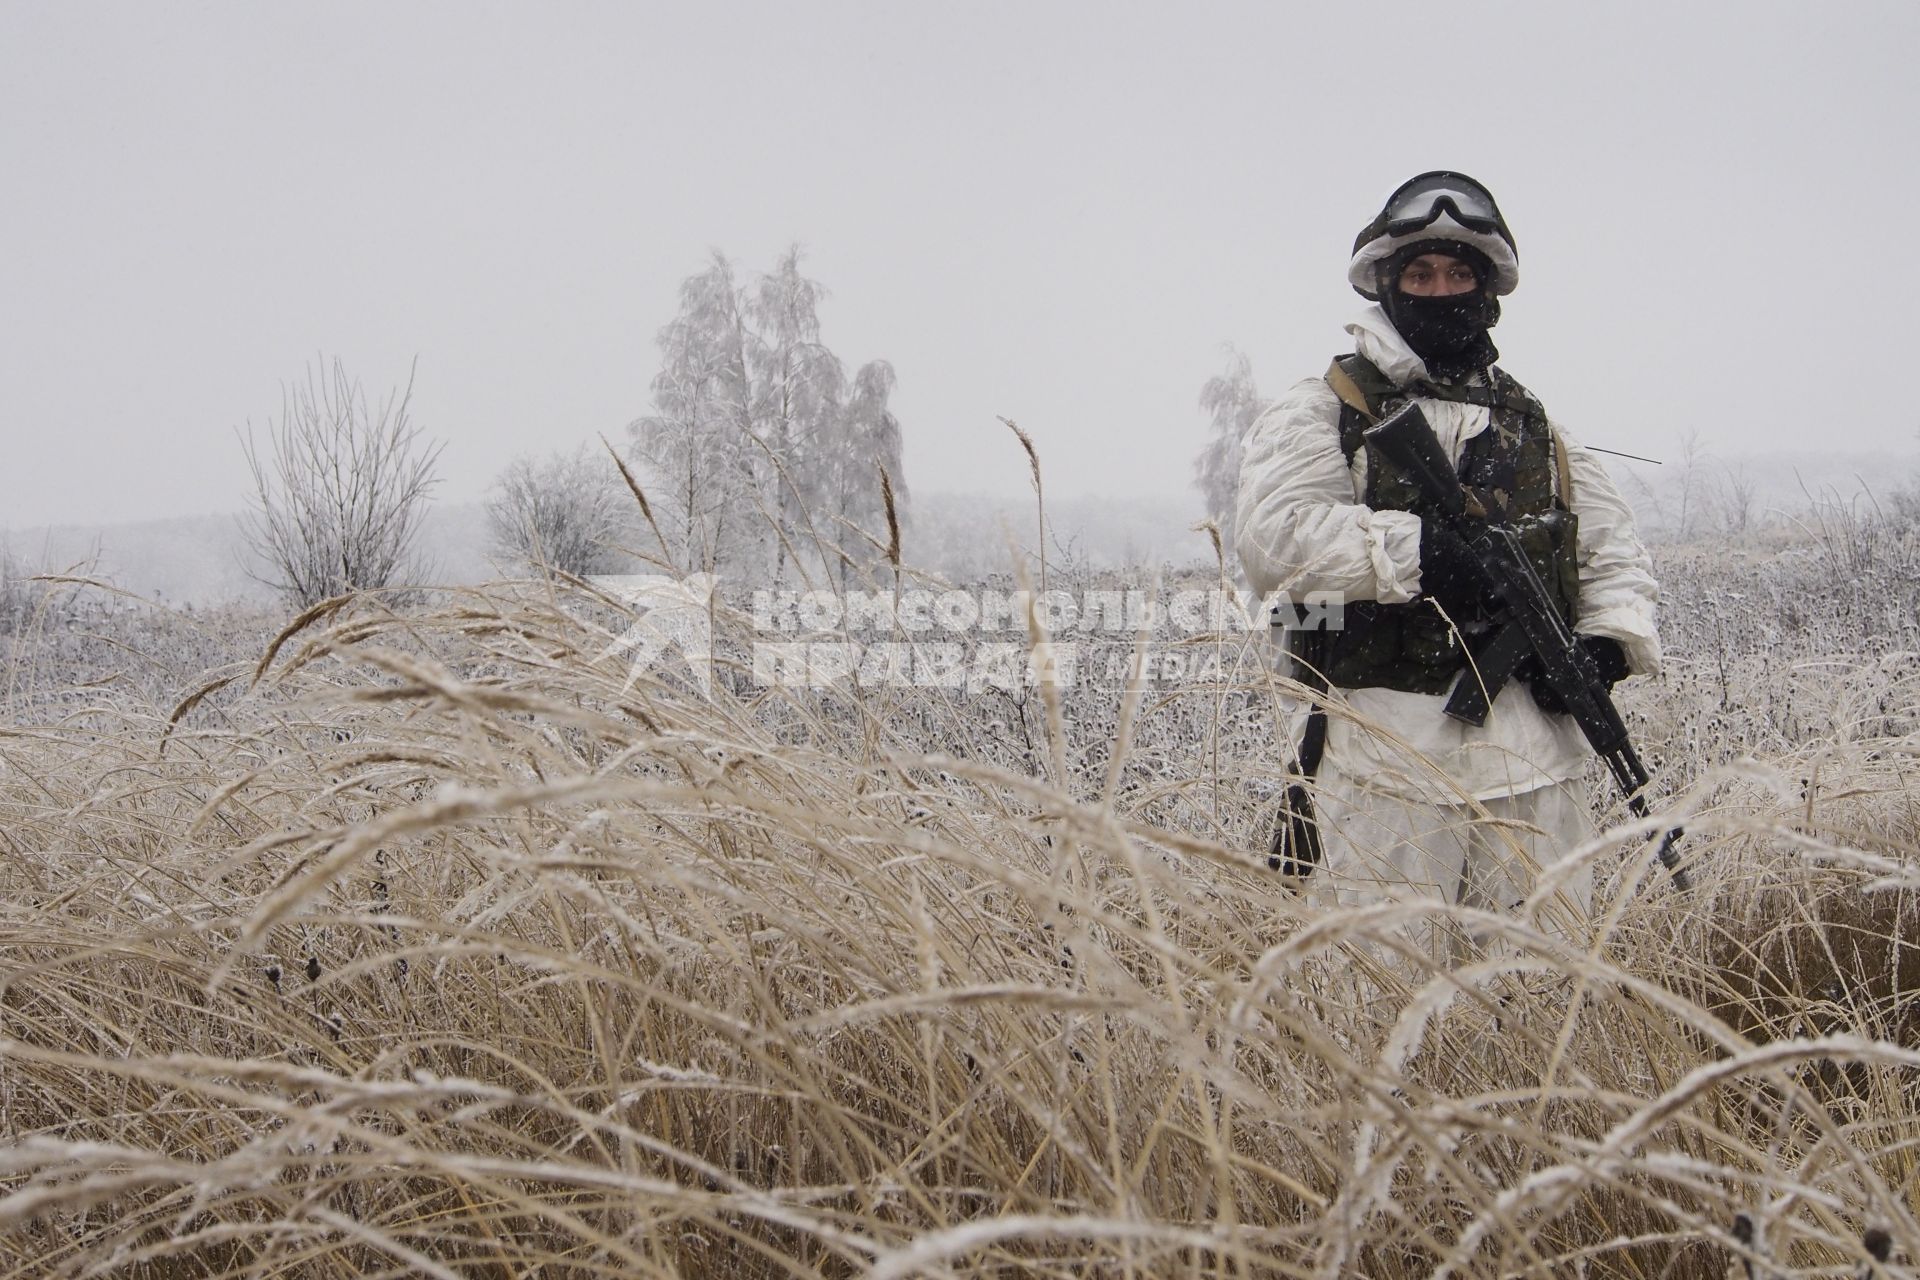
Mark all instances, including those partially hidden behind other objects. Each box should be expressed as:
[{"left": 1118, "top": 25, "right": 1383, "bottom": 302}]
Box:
[{"left": 1586, "top": 445, "right": 1664, "bottom": 465}]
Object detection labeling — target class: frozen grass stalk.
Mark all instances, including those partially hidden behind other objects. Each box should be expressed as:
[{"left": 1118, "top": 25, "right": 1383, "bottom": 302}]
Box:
[{"left": 1, "top": 495, "right": 1918, "bottom": 1277}]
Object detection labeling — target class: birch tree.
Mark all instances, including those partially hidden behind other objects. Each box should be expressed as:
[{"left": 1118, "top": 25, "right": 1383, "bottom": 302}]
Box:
[
  {"left": 1192, "top": 347, "right": 1267, "bottom": 532},
  {"left": 828, "top": 359, "right": 907, "bottom": 578},
  {"left": 630, "top": 254, "right": 760, "bottom": 576},
  {"left": 749, "top": 247, "right": 845, "bottom": 579},
  {"left": 629, "top": 248, "right": 911, "bottom": 581}
]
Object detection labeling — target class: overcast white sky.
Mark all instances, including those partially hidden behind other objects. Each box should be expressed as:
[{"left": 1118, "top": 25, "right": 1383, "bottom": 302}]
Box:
[{"left": 5, "top": 0, "right": 1917, "bottom": 531}]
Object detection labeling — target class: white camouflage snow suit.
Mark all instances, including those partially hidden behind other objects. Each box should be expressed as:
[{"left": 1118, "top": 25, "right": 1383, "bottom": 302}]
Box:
[{"left": 1234, "top": 307, "right": 1661, "bottom": 937}]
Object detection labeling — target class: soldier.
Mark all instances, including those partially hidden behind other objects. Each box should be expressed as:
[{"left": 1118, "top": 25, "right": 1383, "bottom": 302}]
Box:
[{"left": 1234, "top": 171, "right": 1661, "bottom": 952}]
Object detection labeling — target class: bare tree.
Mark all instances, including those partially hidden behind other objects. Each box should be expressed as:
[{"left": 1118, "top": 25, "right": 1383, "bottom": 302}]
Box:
[
  {"left": 1673, "top": 426, "right": 1708, "bottom": 543},
  {"left": 1715, "top": 459, "right": 1760, "bottom": 534},
  {"left": 239, "top": 357, "right": 443, "bottom": 609},
  {"left": 1618, "top": 467, "right": 1667, "bottom": 541},
  {"left": 1888, "top": 424, "right": 1920, "bottom": 525},
  {"left": 486, "top": 445, "right": 633, "bottom": 576},
  {"left": 0, "top": 541, "right": 27, "bottom": 636}
]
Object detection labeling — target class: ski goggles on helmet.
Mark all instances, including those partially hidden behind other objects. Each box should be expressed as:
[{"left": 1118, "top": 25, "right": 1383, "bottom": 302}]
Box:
[{"left": 1357, "top": 171, "right": 1514, "bottom": 251}]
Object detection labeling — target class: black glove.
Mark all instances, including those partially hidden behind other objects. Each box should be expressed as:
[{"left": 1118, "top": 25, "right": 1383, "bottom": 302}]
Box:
[
  {"left": 1523, "top": 635, "right": 1629, "bottom": 715},
  {"left": 1417, "top": 517, "right": 1490, "bottom": 620}
]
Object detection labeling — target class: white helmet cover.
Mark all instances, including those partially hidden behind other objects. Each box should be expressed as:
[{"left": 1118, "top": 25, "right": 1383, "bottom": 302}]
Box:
[{"left": 1349, "top": 211, "right": 1520, "bottom": 299}]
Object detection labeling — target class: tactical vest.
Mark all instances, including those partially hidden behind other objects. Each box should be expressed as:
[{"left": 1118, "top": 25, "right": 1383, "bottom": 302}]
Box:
[{"left": 1312, "top": 354, "right": 1582, "bottom": 695}]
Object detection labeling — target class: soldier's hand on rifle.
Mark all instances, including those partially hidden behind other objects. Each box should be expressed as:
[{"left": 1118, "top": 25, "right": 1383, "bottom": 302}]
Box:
[
  {"left": 1418, "top": 516, "right": 1493, "bottom": 619},
  {"left": 1523, "top": 635, "right": 1629, "bottom": 713}
]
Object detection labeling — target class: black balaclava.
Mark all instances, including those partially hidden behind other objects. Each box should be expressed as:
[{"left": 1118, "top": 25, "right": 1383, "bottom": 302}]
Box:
[{"left": 1379, "top": 240, "right": 1500, "bottom": 381}]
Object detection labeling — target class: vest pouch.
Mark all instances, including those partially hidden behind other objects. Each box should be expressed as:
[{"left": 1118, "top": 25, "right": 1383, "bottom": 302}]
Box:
[
  {"left": 1514, "top": 510, "right": 1582, "bottom": 632},
  {"left": 1279, "top": 627, "right": 1333, "bottom": 684},
  {"left": 1325, "top": 601, "right": 1462, "bottom": 695},
  {"left": 1394, "top": 606, "right": 1468, "bottom": 696},
  {"left": 1324, "top": 601, "right": 1396, "bottom": 687},
  {"left": 1321, "top": 355, "right": 1580, "bottom": 696}
]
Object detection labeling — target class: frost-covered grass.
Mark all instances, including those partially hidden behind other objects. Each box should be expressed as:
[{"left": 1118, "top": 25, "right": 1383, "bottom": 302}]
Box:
[{"left": 1, "top": 527, "right": 1917, "bottom": 1277}]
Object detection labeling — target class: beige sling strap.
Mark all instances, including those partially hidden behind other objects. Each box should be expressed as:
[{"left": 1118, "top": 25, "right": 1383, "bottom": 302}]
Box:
[{"left": 1324, "top": 359, "right": 1378, "bottom": 422}]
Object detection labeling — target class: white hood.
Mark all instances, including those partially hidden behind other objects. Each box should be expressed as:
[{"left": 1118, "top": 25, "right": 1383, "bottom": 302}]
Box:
[{"left": 1345, "top": 304, "right": 1434, "bottom": 387}]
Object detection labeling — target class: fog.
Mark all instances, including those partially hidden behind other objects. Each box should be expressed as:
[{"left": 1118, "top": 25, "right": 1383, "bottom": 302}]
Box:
[{"left": 5, "top": 1, "right": 1917, "bottom": 536}]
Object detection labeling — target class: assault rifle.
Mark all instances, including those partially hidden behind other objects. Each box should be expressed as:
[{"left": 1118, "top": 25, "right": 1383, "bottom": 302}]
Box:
[{"left": 1365, "top": 403, "right": 1691, "bottom": 889}]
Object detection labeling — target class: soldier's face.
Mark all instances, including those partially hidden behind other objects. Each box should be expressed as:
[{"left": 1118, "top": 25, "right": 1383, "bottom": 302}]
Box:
[{"left": 1397, "top": 254, "right": 1479, "bottom": 298}]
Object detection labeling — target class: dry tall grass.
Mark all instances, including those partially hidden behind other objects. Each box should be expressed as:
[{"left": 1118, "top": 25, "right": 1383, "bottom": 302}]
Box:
[{"left": 1, "top": 535, "right": 1916, "bottom": 1277}]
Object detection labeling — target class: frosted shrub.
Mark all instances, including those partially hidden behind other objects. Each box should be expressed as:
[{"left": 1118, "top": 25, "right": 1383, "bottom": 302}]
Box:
[
  {"left": 485, "top": 444, "right": 635, "bottom": 577},
  {"left": 238, "top": 357, "right": 443, "bottom": 609}
]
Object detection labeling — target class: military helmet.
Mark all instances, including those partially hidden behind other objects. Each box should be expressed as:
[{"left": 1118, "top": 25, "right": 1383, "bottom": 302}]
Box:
[{"left": 1349, "top": 171, "right": 1519, "bottom": 299}]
